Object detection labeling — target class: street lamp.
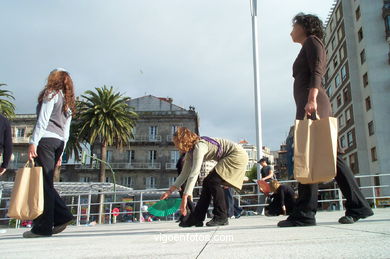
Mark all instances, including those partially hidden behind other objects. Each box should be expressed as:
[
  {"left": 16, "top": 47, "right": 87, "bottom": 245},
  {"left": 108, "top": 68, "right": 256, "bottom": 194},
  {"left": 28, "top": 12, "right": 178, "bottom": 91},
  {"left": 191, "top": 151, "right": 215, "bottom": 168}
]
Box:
[{"left": 250, "top": 0, "right": 263, "bottom": 180}]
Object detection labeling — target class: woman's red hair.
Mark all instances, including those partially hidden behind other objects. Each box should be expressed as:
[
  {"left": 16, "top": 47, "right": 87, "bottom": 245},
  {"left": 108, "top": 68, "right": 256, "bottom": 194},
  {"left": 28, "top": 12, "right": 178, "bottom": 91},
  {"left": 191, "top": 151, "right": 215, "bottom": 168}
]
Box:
[{"left": 38, "top": 69, "right": 76, "bottom": 115}]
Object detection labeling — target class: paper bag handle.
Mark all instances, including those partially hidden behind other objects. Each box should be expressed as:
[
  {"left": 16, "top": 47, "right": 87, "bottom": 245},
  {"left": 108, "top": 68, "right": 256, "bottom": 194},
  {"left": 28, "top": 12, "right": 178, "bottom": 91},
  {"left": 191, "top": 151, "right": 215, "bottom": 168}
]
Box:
[{"left": 24, "top": 160, "right": 35, "bottom": 168}]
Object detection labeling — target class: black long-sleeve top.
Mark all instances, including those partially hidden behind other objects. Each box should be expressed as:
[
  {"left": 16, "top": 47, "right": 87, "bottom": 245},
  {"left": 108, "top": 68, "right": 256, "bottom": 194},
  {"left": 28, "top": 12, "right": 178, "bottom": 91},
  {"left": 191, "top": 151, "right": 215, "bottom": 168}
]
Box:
[{"left": 0, "top": 114, "right": 12, "bottom": 168}]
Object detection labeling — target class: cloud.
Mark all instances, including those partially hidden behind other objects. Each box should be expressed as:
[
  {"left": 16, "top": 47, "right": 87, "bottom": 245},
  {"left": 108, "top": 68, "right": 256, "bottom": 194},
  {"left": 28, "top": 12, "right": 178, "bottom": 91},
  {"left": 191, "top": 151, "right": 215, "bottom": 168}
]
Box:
[{"left": 0, "top": 0, "right": 334, "bottom": 150}]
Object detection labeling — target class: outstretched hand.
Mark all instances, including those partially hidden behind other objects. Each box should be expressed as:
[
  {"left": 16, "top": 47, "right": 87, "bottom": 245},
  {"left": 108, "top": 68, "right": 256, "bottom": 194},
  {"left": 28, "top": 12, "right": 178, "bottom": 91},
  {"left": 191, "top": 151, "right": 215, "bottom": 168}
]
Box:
[{"left": 180, "top": 195, "right": 188, "bottom": 216}]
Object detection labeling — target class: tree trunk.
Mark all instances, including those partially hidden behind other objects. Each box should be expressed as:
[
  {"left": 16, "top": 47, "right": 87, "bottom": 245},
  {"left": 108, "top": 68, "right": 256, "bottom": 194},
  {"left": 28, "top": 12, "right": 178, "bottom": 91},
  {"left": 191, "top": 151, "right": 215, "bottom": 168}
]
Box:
[{"left": 98, "top": 141, "right": 107, "bottom": 224}]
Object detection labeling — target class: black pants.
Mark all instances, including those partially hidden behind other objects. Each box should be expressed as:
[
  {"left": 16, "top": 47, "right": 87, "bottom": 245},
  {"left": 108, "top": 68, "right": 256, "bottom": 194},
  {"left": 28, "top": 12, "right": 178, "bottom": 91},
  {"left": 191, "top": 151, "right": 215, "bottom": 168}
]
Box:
[
  {"left": 192, "top": 170, "right": 227, "bottom": 221},
  {"left": 179, "top": 185, "right": 195, "bottom": 221},
  {"left": 289, "top": 154, "right": 373, "bottom": 223},
  {"left": 32, "top": 138, "right": 74, "bottom": 235}
]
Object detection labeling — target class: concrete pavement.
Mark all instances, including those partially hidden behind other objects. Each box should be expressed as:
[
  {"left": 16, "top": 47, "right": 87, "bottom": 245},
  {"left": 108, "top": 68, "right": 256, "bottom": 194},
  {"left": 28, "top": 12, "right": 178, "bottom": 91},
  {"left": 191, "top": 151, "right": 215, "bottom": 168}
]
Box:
[{"left": 0, "top": 208, "right": 389, "bottom": 259}]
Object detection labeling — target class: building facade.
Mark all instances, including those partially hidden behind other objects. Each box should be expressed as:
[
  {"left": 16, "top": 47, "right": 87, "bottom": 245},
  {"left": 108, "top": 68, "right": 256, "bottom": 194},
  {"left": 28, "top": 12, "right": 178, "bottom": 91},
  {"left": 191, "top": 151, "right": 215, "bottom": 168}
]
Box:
[{"left": 323, "top": 0, "right": 390, "bottom": 194}]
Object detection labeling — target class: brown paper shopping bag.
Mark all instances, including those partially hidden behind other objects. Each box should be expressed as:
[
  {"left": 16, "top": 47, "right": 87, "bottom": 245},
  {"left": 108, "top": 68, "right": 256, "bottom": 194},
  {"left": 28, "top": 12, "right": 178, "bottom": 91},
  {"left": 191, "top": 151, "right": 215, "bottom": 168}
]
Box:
[
  {"left": 7, "top": 161, "right": 44, "bottom": 220},
  {"left": 294, "top": 115, "right": 338, "bottom": 184}
]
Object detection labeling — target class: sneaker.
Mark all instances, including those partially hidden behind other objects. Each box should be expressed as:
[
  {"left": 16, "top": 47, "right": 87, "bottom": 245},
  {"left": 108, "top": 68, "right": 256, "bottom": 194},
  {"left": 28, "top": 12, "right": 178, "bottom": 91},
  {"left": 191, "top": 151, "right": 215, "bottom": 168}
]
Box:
[
  {"left": 23, "top": 230, "right": 51, "bottom": 238},
  {"left": 206, "top": 218, "right": 229, "bottom": 227},
  {"left": 53, "top": 220, "right": 73, "bottom": 235},
  {"left": 277, "top": 219, "right": 316, "bottom": 228}
]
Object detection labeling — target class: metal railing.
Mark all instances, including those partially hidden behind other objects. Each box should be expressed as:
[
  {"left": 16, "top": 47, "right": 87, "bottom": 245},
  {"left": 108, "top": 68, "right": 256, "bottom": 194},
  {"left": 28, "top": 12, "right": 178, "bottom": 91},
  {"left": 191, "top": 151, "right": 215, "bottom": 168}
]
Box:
[
  {"left": 0, "top": 174, "right": 389, "bottom": 228},
  {"left": 165, "top": 163, "right": 177, "bottom": 170},
  {"left": 129, "top": 135, "right": 162, "bottom": 142},
  {"left": 75, "top": 162, "right": 161, "bottom": 170}
]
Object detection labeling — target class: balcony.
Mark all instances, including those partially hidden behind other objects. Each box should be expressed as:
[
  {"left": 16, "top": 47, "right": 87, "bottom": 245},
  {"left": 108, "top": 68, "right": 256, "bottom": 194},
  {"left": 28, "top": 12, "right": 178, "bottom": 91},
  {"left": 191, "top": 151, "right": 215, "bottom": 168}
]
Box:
[
  {"left": 166, "top": 135, "right": 174, "bottom": 142},
  {"left": 165, "top": 162, "right": 177, "bottom": 170},
  {"left": 12, "top": 137, "right": 30, "bottom": 144},
  {"left": 74, "top": 162, "right": 161, "bottom": 170},
  {"left": 129, "top": 135, "right": 161, "bottom": 143}
]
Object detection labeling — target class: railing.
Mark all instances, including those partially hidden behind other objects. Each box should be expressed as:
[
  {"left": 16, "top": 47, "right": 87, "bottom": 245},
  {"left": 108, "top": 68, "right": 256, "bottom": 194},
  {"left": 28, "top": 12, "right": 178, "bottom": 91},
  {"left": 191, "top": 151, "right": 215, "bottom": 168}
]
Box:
[
  {"left": 0, "top": 174, "right": 389, "bottom": 228},
  {"left": 166, "top": 135, "right": 174, "bottom": 142},
  {"left": 75, "top": 162, "right": 161, "bottom": 170},
  {"left": 8, "top": 162, "right": 27, "bottom": 170},
  {"left": 130, "top": 135, "right": 162, "bottom": 142},
  {"left": 165, "top": 163, "right": 177, "bottom": 170},
  {"left": 11, "top": 137, "right": 30, "bottom": 144}
]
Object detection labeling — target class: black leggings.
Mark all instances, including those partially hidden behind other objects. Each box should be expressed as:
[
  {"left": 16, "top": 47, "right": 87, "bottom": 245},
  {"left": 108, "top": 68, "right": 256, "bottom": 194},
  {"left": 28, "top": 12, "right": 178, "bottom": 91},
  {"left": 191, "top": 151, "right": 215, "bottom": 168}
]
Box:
[
  {"left": 289, "top": 154, "right": 373, "bottom": 223},
  {"left": 32, "top": 138, "right": 74, "bottom": 235},
  {"left": 192, "top": 170, "right": 227, "bottom": 221}
]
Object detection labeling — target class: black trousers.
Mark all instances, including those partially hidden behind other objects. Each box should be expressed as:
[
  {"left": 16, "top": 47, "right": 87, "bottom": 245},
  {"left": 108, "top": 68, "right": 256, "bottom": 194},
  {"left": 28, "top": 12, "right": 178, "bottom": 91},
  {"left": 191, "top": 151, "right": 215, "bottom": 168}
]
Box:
[
  {"left": 32, "top": 138, "right": 74, "bottom": 235},
  {"left": 192, "top": 170, "right": 227, "bottom": 221},
  {"left": 289, "top": 154, "right": 373, "bottom": 223}
]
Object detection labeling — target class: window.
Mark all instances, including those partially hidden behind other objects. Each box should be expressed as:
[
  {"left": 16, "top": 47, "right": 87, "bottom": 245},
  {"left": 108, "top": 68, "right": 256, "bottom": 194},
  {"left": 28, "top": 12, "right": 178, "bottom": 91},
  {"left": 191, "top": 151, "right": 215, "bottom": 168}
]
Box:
[
  {"left": 355, "top": 6, "right": 361, "bottom": 21},
  {"left": 339, "top": 45, "right": 346, "bottom": 60},
  {"left": 358, "top": 27, "right": 364, "bottom": 42},
  {"left": 149, "top": 126, "right": 158, "bottom": 140},
  {"left": 339, "top": 114, "right": 345, "bottom": 128},
  {"left": 122, "top": 176, "right": 133, "bottom": 187},
  {"left": 337, "top": 25, "right": 344, "bottom": 40},
  {"left": 79, "top": 176, "right": 90, "bottom": 182},
  {"left": 333, "top": 56, "right": 339, "bottom": 68},
  {"left": 371, "top": 147, "right": 378, "bottom": 162},
  {"left": 326, "top": 85, "right": 333, "bottom": 98},
  {"left": 335, "top": 74, "right": 341, "bottom": 88},
  {"left": 16, "top": 128, "right": 25, "bottom": 138},
  {"left": 349, "top": 153, "right": 358, "bottom": 173},
  {"left": 360, "top": 49, "right": 366, "bottom": 64},
  {"left": 105, "top": 177, "right": 110, "bottom": 183},
  {"left": 324, "top": 70, "right": 329, "bottom": 82},
  {"left": 170, "top": 150, "right": 180, "bottom": 163},
  {"left": 368, "top": 121, "right": 375, "bottom": 136},
  {"left": 145, "top": 176, "right": 156, "bottom": 189},
  {"left": 340, "top": 136, "right": 346, "bottom": 148},
  {"left": 365, "top": 96, "right": 372, "bottom": 111},
  {"left": 127, "top": 150, "right": 135, "bottom": 163},
  {"left": 331, "top": 37, "right": 336, "bottom": 50},
  {"left": 341, "top": 65, "right": 347, "bottom": 80},
  {"left": 337, "top": 94, "right": 342, "bottom": 107},
  {"left": 171, "top": 125, "right": 179, "bottom": 135},
  {"left": 363, "top": 73, "right": 369, "bottom": 87},
  {"left": 168, "top": 177, "right": 177, "bottom": 187},
  {"left": 347, "top": 130, "right": 354, "bottom": 147},
  {"left": 106, "top": 150, "right": 113, "bottom": 163},
  {"left": 148, "top": 150, "right": 157, "bottom": 162},
  {"left": 343, "top": 87, "right": 351, "bottom": 103},
  {"left": 346, "top": 108, "right": 352, "bottom": 122},
  {"left": 336, "top": 6, "right": 342, "bottom": 21}
]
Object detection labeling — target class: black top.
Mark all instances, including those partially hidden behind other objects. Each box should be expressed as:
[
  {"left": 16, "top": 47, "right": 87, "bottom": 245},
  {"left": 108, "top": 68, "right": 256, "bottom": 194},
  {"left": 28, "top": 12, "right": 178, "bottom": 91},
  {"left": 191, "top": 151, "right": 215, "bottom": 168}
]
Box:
[
  {"left": 261, "top": 165, "right": 274, "bottom": 182},
  {"left": 275, "top": 185, "right": 295, "bottom": 206},
  {"left": 292, "top": 35, "right": 332, "bottom": 120},
  {"left": 0, "top": 114, "right": 12, "bottom": 168}
]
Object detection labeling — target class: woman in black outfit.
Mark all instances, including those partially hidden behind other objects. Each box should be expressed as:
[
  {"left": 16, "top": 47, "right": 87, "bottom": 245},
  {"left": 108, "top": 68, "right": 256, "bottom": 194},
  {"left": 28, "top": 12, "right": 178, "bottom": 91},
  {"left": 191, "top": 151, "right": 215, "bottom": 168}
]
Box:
[
  {"left": 266, "top": 180, "right": 296, "bottom": 216},
  {"left": 278, "top": 13, "right": 373, "bottom": 227}
]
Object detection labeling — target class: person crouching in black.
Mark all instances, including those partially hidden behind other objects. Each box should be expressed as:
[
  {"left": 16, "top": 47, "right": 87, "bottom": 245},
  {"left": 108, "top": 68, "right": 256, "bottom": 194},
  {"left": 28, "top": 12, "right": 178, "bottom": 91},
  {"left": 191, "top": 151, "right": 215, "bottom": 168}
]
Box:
[{"left": 266, "top": 180, "right": 296, "bottom": 216}]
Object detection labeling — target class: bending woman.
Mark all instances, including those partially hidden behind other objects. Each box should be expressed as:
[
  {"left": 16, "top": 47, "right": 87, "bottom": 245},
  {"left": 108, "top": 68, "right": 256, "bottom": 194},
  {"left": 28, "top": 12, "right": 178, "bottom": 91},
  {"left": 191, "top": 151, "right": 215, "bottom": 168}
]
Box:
[
  {"left": 24, "top": 68, "right": 76, "bottom": 238},
  {"left": 160, "top": 127, "right": 248, "bottom": 227}
]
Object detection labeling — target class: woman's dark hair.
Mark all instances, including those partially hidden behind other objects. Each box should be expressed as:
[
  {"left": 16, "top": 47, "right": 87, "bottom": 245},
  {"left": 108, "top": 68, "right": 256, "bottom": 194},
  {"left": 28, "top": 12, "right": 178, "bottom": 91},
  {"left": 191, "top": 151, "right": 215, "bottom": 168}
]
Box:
[
  {"left": 258, "top": 157, "right": 269, "bottom": 164},
  {"left": 292, "top": 13, "right": 325, "bottom": 40}
]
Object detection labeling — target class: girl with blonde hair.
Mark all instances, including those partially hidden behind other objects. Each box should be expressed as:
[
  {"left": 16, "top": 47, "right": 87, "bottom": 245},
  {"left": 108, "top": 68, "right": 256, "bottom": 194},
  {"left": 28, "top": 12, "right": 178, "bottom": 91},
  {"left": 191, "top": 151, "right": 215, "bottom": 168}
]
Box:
[{"left": 160, "top": 127, "right": 248, "bottom": 227}]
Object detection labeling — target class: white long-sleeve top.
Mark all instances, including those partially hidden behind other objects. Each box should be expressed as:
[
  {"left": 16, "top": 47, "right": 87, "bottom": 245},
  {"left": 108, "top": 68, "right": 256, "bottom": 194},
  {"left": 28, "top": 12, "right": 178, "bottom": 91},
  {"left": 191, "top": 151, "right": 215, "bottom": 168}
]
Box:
[{"left": 30, "top": 91, "right": 71, "bottom": 152}]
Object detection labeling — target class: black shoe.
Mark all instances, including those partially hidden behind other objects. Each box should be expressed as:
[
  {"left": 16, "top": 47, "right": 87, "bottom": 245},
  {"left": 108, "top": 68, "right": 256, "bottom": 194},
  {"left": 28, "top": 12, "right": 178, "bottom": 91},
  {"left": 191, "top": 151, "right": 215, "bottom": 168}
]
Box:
[
  {"left": 339, "top": 212, "right": 374, "bottom": 224},
  {"left": 179, "top": 216, "right": 203, "bottom": 228},
  {"left": 206, "top": 218, "right": 229, "bottom": 227},
  {"left": 277, "top": 219, "right": 316, "bottom": 228},
  {"left": 53, "top": 220, "right": 73, "bottom": 235}
]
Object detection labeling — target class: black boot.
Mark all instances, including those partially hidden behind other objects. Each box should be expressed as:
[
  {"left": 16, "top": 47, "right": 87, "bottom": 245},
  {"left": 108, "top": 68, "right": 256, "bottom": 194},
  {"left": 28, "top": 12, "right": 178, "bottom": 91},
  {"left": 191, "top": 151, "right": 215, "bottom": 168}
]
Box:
[{"left": 179, "top": 215, "right": 203, "bottom": 228}]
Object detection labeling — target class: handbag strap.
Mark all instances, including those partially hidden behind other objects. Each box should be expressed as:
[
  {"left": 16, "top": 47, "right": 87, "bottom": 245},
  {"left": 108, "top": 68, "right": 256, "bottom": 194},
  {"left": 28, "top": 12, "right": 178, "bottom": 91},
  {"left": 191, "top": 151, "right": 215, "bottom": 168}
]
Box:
[{"left": 200, "top": 136, "right": 223, "bottom": 159}]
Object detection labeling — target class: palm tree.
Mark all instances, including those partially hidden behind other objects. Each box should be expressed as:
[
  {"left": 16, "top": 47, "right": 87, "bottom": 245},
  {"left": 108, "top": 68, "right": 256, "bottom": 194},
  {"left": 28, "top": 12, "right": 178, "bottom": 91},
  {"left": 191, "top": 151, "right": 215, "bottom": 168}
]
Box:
[
  {"left": 0, "top": 83, "right": 16, "bottom": 118},
  {"left": 77, "top": 86, "right": 138, "bottom": 223}
]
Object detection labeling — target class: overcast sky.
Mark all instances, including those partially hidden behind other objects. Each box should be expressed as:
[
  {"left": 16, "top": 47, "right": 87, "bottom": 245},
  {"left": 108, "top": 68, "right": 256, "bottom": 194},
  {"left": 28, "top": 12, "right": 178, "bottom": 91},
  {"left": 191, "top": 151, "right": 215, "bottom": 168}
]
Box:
[{"left": 0, "top": 0, "right": 334, "bottom": 150}]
